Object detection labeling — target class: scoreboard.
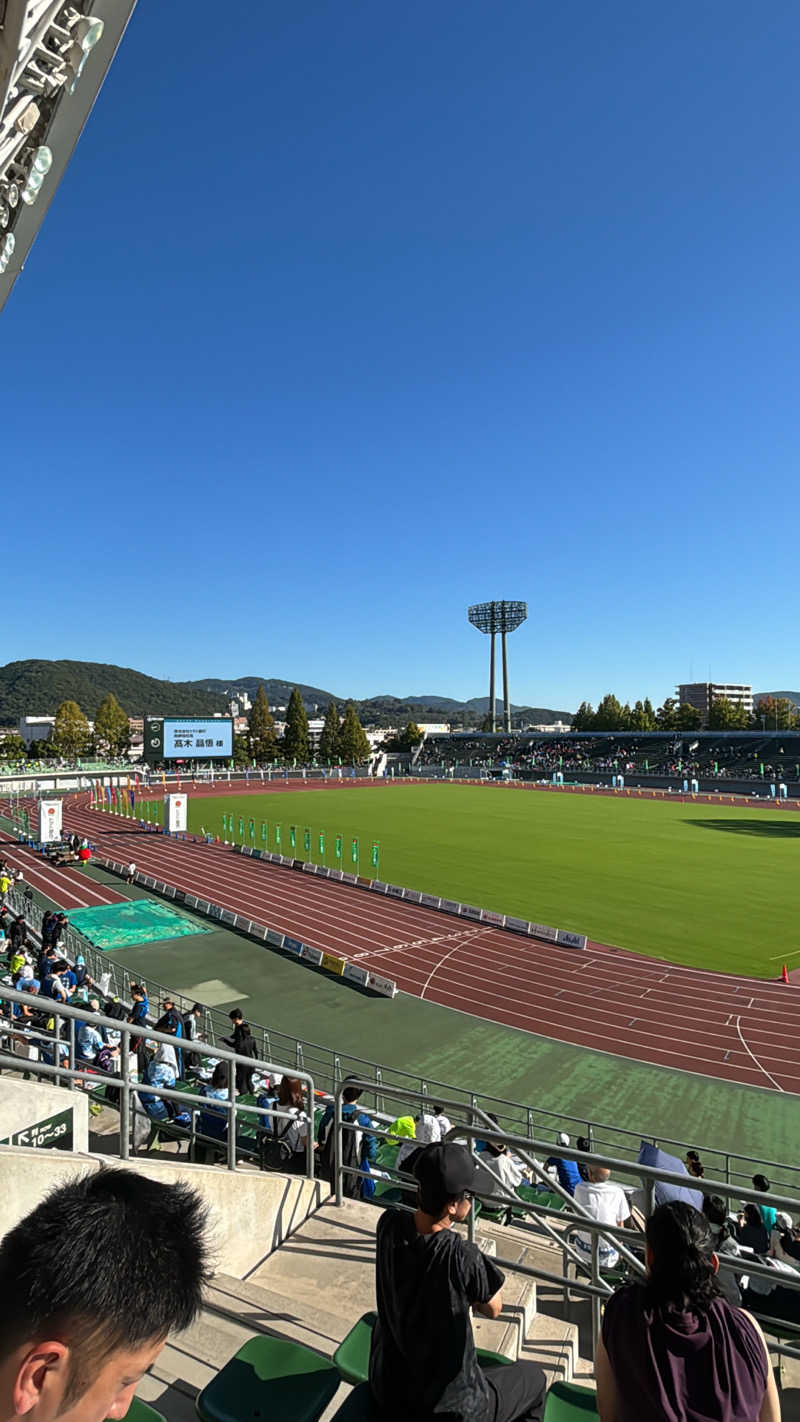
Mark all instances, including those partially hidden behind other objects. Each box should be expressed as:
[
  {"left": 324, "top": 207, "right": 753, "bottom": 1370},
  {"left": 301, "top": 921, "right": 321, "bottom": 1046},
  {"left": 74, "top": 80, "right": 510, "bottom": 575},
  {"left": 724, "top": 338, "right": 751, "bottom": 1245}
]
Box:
[{"left": 144, "top": 717, "right": 233, "bottom": 763}]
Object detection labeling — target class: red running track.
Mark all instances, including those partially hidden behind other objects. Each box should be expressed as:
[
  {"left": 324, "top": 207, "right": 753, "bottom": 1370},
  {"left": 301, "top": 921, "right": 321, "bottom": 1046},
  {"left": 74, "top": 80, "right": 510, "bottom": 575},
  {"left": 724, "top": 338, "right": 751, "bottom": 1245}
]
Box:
[{"left": 25, "top": 795, "right": 793, "bottom": 1097}]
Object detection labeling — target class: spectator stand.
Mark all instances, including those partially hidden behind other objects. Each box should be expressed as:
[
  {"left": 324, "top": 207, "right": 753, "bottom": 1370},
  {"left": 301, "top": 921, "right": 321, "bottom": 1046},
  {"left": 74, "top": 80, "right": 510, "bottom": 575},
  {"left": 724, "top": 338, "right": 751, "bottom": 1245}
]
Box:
[
  {"left": 3, "top": 880, "right": 798, "bottom": 1201},
  {"left": 0, "top": 984, "right": 317, "bottom": 1175},
  {"left": 331, "top": 1078, "right": 800, "bottom": 1368}
]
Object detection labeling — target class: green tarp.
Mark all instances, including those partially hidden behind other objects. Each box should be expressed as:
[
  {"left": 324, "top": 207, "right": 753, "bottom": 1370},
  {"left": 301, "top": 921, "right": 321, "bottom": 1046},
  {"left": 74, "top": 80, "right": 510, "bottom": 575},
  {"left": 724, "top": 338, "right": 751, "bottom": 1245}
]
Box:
[{"left": 67, "top": 900, "right": 210, "bottom": 951}]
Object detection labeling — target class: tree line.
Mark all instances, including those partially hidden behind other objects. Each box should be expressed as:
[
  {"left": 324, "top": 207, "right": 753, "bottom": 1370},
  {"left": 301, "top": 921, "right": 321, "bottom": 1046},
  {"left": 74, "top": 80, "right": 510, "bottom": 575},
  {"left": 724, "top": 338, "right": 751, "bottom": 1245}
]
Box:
[
  {"left": 573, "top": 693, "right": 800, "bottom": 733},
  {"left": 0, "top": 685, "right": 375, "bottom": 765}
]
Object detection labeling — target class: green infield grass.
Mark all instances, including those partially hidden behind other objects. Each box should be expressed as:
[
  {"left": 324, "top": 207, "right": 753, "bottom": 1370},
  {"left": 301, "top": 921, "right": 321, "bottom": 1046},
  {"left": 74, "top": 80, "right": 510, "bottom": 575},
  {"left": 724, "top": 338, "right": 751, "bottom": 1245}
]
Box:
[{"left": 185, "top": 784, "right": 796, "bottom": 977}]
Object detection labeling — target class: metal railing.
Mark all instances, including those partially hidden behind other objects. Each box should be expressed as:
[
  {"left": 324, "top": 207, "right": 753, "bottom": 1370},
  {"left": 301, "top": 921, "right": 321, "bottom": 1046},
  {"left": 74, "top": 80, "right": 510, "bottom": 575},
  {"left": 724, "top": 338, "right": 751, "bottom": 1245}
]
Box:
[
  {"left": 0, "top": 984, "right": 316, "bottom": 1177},
  {"left": 3, "top": 874, "right": 797, "bottom": 1199},
  {"left": 332, "top": 1078, "right": 800, "bottom": 1361}
]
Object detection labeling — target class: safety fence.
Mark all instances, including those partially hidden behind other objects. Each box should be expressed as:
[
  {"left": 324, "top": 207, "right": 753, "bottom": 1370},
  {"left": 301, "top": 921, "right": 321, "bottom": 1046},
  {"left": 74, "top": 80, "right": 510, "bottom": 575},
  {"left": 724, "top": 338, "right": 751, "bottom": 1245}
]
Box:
[
  {"left": 333, "top": 1079, "right": 800, "bottom": 1363},
  {"left": 3, "top": 883, "right": 797, "bottom": 1198}
]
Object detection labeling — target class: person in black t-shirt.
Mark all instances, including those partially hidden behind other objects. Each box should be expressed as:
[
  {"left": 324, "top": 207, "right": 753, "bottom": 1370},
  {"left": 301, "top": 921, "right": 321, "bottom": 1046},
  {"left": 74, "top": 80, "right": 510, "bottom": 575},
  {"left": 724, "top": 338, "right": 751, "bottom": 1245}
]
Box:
[{"left": 370, "top": 1143, "right": 546, "bottom": 1422}]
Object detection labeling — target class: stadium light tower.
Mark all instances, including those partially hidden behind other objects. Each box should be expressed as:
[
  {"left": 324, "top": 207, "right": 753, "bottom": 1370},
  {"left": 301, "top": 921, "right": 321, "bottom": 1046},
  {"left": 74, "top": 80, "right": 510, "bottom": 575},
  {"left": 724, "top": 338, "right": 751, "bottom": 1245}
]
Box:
[{"left": 468, "top": 600, "right": 527, "bottom": 733}]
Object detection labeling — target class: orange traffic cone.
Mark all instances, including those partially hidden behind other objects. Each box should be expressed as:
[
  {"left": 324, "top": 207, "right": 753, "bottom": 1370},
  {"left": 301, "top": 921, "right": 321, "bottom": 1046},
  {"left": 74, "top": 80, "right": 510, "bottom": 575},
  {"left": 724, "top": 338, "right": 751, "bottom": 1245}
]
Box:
[{"left": 782, "top": 964, "right": 790, "bottom": 984}]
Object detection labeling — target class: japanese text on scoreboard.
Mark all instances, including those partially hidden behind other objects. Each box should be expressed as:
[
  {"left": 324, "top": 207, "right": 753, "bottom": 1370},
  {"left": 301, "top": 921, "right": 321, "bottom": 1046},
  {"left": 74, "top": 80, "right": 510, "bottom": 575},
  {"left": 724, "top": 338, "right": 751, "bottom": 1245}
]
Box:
[{"left": 162, "top": 719, "right": 233, "bottom": 759}]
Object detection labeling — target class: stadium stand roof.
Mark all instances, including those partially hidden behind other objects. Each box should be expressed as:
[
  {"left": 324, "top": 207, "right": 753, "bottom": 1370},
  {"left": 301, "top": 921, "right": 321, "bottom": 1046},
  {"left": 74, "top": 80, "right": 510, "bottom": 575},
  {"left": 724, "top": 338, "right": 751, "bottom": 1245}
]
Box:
[{"left": 0, "top": 0, "right": 137, "bottom": 313}]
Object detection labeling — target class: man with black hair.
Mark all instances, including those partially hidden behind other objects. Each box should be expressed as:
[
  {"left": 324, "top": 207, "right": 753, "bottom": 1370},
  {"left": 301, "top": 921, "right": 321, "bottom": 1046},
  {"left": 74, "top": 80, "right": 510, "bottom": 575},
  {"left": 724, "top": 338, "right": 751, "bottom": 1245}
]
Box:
[
  {"left": 0, "top": 1167, "right": 209, "bottom": 1422},
  {"left": 317, "top": 1082, "right": 377, "bottom": 1198},
  {"left": 370, "top": 1143, "right": 546, "bottom": 1421}
]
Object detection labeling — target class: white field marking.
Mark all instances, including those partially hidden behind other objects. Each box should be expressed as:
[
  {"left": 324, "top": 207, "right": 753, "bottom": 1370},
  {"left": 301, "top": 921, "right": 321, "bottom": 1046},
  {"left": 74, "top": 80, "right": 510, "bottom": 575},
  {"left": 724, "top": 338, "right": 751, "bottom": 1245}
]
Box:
[
  {"left": 735, "top": 1015, "right": 785, "bottom": 1093},
  {"left": 768, "top": 948, "right": 800, "bottom": 961},
  {"left": 351, "top": 927, "right": 490, "bottom": 963},
  {"left": 420, "top": 934, "right": 487, "bottom": 999}
]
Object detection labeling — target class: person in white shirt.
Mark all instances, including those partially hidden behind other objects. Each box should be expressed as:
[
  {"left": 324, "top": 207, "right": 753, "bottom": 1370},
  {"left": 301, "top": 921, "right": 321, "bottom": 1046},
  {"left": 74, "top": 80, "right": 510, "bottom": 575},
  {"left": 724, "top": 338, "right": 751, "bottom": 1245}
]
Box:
[
  {"left": 474, "top": 1139, "right": 529, "bottom": 1201},
  {"left": 432, "top": 1104, "right": 452, "bottom": 1141},
  {"left": 572, "top": 1166, "right": 631, "bottom": 1269}
]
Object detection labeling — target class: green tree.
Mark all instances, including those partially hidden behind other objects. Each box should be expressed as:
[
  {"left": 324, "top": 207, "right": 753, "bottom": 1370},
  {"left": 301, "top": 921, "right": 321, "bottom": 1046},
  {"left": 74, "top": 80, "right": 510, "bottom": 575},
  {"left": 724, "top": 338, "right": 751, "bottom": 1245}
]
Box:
[
  {"left": 337, "top": 700, "right": 371, "bottom": 764},
  {"left": 708, "top": 696, "right": 742, "bottom": 730},
  {"left": 572, "top": 701, "right": 595, "bottom": 731},
  {"left": 593, "top": 694, "right": 624, "bottom": 731},
  {"left": 94, "top": 692, "right": 130, "bottom": 757},
  {"left": 642, "top": 697, "right": 657, "bottom": 729},
  {"left": 676, "top": 702, "right": 703, "bottom": 730},
  {"left": 52, "top": 700, "right": 91, "bottom": 758},
  {"left": 283, "top": 687, "right": 310, "bottom": 762},
  {"left": 248, "top": 684, "right": 277, "bottom": 761},
  {"left": 318, "top": 700, "right": 341, "bottom": 762},
  {"left": 656, "top": 697, "right": 679, "bottom": 730},
  {"left": 0, "top": 733, "right": 26, "bottom": 759},
  {"left": 232, "top": 732, "right": 250, "bottom": 766},
  {"left": 629, "top": 700, "right": 649, "bottom": 730},
  {"left": 753, "top": 696, "right": 798, "bottom": 731}
]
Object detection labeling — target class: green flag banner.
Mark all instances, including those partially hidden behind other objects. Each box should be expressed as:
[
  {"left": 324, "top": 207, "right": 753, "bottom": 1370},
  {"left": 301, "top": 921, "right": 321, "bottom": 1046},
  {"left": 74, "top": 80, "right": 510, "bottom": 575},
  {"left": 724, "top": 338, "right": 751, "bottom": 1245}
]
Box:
[
  {"left": 371, "top": 841, "right": 380, "bottom": 869},
  {"left": 352, "top": 837, "right": 359, "bottom": 865},
  {"left": 249, "top": 818, "right": 255, "bottom": 839},
  {"left": 275, "top": 824, "right": 282, "bottom": 847},
  {"left": 319, "top": 831, "right": 325, "bottom": 855},
  {"left": 238, "top": 817, "right": 244, "bottom": 839},
  {"left": 335, "top": 834, "right": 342, "bottom": 860},
  {"left": 261, "top": 821, "right": 267, "bottom": 842},
  {"left": 290, "top": 825, "right": 296, "bottom": 849},
  {"left": 304, "top": 827, "right": 311, "bottom": 854}
]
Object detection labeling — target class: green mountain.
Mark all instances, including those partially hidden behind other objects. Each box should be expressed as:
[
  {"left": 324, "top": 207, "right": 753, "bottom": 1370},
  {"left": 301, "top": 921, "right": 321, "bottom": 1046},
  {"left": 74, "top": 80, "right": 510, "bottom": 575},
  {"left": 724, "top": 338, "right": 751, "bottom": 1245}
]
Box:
[
  {"left": 0, "top": 660, "right": 227, "bottom": 723},
  {"left": 0, "top": 660, "right": 573, "bottom": 729}
]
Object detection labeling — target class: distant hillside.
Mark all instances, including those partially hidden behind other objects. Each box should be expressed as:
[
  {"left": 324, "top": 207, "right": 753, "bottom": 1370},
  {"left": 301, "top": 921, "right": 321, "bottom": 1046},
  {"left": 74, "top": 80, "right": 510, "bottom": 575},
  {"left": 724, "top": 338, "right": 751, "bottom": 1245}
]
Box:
[
  {"left": 0, "top": 660, "right": 573, "bottom": 729},
  {"left": 754, "top": 691, "right": 800, "bottom": 707},
  {"left": 0, "top": 661, "right": 226, "bottom": 722}
]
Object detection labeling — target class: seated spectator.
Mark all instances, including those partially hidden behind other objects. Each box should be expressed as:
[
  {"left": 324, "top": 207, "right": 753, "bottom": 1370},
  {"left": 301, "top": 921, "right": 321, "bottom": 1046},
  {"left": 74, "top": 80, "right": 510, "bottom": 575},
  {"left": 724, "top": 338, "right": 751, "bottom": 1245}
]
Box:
[
  {"left": 752, "top": 1174, "right": 777, "bottom": 1232},
  {"left": 370, "top": 1143, "right": 546, "bottom": 1422},
  {"left": 576, "top": 1135, "right": 591, "bottom": 1182},
  {"left": 397, "top": 1115, "right": 439, "bottom": 1174},
  {"left": 199, "top": 1063, "right": 231, "bottom": 1142},
  {"left": 59, "top": 961, "right": 77, "bottom": 994},
  {"left": 0, "top": 1168, "right": 209, "bottom": 1422},
  {"left": 702, "top": 1195, "right": 743, "bottom": 1306},
  {"left": 76, "top": 999, "right": 104, "bottom": 1061},
  {"left": 685, "top": 1151, "right": 705, "bottom": 1180},
  {"left": 146, "top": 1023, "right": 179, "bottom": 1090},
  {"left": 40, "top": 967, "right": 67, "bottom": 1004},
  {"left": 431, "top": 1103, "right": 452, "bottom": 1140},
  {"left": 269, "top": 1075, "right": 309, "bottom": 1173},
  {"left": 770, "top": 1212, "right": 800, "bottom": 1265},
  {"left": 544, "top": 1132, "right": 582, "bottom": 1196},
  {"left": 736, "top": 1202, "right": 770, "bottom": 1255},
  {"left": 73, "top": 954, "right": 91, "bottom": 990},
  {"left": 317, "top": 1081, "right": 378, "bottom": 1198},
  {"left": 597, "top": 1200, "right": 779, "bottom": 1421},
  {"left": 572, "top": 1166, "right": 631, "bottom": 1270},
  {"left": 474, "top": 1134, "right": 530, "bottom": 1203}
]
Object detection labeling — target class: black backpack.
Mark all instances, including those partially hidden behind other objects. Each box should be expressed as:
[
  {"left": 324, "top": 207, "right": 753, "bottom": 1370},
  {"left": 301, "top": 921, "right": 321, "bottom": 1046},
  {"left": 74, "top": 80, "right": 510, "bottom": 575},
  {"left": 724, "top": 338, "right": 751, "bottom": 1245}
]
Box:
[{"left": 260, "top": 1113, "right": 297, "bottom": 1171}]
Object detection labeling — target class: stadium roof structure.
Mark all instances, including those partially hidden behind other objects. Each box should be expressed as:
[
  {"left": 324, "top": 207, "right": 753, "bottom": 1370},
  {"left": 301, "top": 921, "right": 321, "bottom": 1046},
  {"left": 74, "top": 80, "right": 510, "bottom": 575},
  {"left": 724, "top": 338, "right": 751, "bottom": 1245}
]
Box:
[{"left": 0, "top": 0, "right": 137, "bottom": 314}]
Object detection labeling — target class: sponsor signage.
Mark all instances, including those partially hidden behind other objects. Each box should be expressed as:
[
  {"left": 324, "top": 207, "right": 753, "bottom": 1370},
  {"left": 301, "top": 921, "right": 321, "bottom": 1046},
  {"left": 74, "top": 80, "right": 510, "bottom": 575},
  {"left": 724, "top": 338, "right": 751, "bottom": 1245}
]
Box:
[
  {"left": 385, "top": 884, "right": 405, "bottom": 899},
  {"left": 420, "top": 893, "right": 441, "bottom": 909},
  {"left": 530, "top": 923, "right": 558, "bottom": 943},
  {"left": 321, "top": 952, "right": 346, "bottom": 975},
  {"left": 480, "top": 909, "right": 504, "bottom": 927},
  {"left": 556, "top": 929, "right": 588, "bottom": 950},
  {"left": 440, "top": 899, "right": 460, "bottom": 915},
  {"left": 404, "top": 889, "right": 423, "bottom": 904},
  {"left": 459, "top": 904, "right": 482, "bottom": 920},
  {"left": 343, "top": 962, "right": 369, "bottom": 986},
  {"left": 370, "top": 881, "right": 388, "bottom": 893},
  {"left": 366, "top": 970, "right": 398, "bottom": 998},
  {"left": 505, "top": 916, "right": 531, "bottom": 935},
  {"left": 283, "top": 936, "right": 303, "bottom": 955},
  {"left": 300, "top": 944, "right": 323, "bottom": 966}
]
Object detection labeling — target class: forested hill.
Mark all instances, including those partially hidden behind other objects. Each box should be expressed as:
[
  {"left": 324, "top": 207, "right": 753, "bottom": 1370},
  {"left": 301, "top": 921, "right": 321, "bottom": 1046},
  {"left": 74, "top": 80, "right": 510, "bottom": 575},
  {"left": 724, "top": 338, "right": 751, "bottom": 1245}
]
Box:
[{"left": 0, "top": 661, "right": 227, "bottom": 721}]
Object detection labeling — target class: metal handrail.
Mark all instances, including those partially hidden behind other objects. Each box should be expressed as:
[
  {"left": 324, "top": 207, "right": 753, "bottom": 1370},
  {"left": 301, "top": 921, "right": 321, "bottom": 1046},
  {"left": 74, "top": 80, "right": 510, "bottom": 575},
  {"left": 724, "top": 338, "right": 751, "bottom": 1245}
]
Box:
[
  {"left": 0, "top": 984, "right": 316, "bottom": 1176},
  {"left": 331, "top": 1078, "right": 800, "bottom": 1358},
  {"left": 5, "top": 871, "right": 794, "bottom": 1194}
]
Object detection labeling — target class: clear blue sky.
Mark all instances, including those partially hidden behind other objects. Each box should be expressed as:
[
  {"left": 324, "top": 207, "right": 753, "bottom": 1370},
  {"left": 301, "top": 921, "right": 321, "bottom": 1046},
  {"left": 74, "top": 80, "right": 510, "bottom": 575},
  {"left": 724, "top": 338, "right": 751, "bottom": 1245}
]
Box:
[{"left": 4, "top": 0, "right": 799, "bottom": 710}]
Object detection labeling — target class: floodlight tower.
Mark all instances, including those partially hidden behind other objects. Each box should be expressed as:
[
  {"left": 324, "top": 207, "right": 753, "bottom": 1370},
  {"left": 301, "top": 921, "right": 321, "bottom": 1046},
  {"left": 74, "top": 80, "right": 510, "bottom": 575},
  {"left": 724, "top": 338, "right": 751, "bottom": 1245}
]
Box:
[{"left": 468, "top": 600, "right": 528, "bottom": 732}]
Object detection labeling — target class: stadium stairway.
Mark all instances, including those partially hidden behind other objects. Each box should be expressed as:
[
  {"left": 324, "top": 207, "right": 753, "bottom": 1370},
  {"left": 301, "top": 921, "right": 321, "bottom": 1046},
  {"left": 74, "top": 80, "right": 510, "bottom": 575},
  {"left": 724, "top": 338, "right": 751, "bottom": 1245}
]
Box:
[{"left": 136, "top": 1196, "right": 588, "bottom": 1422}]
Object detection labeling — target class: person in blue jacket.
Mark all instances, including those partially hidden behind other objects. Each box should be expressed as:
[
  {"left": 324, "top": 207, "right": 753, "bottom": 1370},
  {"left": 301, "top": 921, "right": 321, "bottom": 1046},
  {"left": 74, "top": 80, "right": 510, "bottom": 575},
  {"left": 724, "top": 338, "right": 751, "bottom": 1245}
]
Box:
[{"left": 544, "top": 1132, "right": 582, "bottom": 1195}]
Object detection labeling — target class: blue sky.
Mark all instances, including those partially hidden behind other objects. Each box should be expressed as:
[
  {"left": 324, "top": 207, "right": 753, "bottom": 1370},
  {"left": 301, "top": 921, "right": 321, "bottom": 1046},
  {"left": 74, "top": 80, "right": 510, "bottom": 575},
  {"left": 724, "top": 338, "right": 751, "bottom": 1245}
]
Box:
[{"left": 3, "top": 0, "right": 799, "bottom": 710}]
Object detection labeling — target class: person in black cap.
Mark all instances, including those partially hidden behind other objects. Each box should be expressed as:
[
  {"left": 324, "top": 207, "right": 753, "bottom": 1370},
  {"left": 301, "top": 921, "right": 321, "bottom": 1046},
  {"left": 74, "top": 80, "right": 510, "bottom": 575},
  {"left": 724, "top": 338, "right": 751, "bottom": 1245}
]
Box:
[{"left": 370, "top": 1142, "right": 546, "bottom": 1422}]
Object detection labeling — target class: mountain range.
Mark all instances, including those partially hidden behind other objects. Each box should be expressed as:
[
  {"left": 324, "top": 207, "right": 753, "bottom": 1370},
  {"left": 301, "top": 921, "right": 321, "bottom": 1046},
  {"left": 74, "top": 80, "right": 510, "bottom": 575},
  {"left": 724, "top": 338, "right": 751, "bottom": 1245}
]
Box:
[{"left": 0, "top": 661, "right": 572, "bottom": 728}]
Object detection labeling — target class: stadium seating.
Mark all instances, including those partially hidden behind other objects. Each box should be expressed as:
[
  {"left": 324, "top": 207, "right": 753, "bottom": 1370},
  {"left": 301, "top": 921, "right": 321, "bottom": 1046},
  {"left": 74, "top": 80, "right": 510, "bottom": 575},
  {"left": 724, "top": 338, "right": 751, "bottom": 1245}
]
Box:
[
  {"left": 332, "top": 1311, "right": 513, "bottom": 1387},
  {"left": 195, "top": 1336, "right": 340, "bottom": 1422},
  {"left": 543, "top": 1382, "right": 600, "bottom": 1418}
]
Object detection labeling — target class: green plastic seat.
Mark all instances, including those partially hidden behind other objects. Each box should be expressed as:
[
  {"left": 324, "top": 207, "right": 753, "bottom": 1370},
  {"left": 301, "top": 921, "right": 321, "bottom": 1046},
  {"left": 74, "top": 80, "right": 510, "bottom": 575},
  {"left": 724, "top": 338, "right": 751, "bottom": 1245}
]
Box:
[
  {"left": 116, "top": 1399, "right": 165, "bottom": 1422},
  {"left": 333, "top": 1313, "right": 513, "bottom": 1386},
  {"left": 196, "top": 1335, "right": 340, "bottom": 1422},
  {"left": 543, "top": 1381, "right": 600, "bottom": 1419}
]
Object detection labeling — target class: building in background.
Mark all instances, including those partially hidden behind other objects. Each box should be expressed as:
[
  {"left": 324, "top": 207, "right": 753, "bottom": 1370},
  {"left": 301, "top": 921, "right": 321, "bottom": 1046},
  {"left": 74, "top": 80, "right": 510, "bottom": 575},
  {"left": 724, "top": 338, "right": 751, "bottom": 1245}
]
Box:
[{"left": 677, "top": 682, "right": 753, "bottom": 727}]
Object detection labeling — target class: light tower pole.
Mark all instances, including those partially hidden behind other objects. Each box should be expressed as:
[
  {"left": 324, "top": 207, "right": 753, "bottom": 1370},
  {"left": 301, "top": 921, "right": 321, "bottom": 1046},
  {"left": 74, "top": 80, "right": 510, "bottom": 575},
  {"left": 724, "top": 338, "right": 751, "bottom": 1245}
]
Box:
[{"left": 468, "top": 600, "right": 528, "bottom": 731}]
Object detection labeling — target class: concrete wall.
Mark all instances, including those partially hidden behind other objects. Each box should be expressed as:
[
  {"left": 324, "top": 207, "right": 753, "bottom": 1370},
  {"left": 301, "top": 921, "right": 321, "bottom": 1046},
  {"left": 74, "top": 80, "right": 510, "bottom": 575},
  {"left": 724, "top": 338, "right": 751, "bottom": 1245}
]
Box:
[
  {"left": 0, "top": 1147, "right": 324, "bottom": 1278},
  {"left": 0, "top": 1078, "right": 88, "bottom": 1153}
]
